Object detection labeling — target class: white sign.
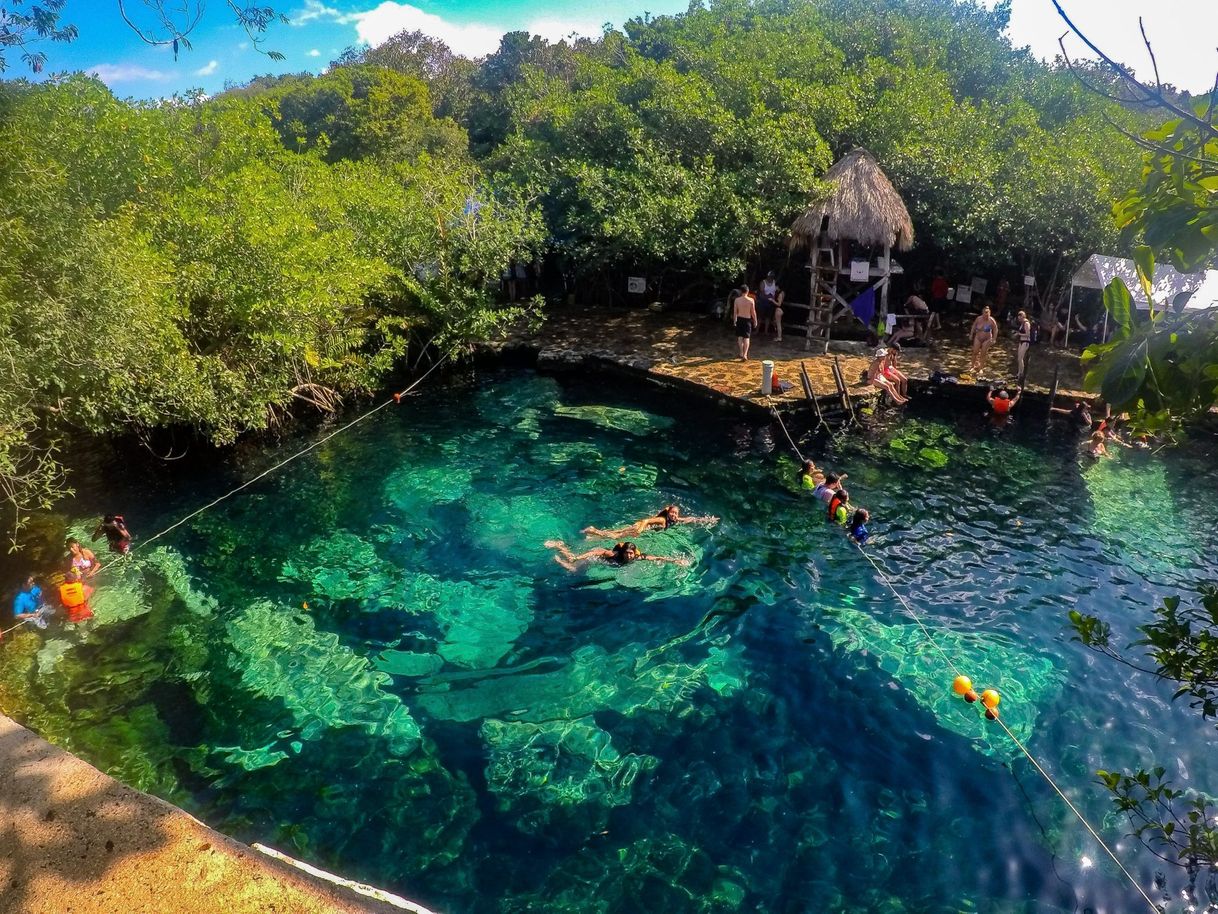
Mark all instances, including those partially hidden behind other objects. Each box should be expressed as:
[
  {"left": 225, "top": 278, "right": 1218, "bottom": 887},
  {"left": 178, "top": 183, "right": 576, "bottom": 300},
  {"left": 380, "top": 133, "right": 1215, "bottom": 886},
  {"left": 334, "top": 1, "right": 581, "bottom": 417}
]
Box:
[
  {"left": 885, "top": 314, "right": 897, "bottom": 333},
  {"left": 849, "top": 259, "right": 870, "bottom": 282},
  {"left": 1023, "top": 274, "right": 1036, "bottom": 287},
  {"left": 946, "top": 287, "right": 956, "bottom": 301},
  {"left": 627, "top": 276, "right": 646, "bottom": 294},
  {"left": 956, "top": 286, "right": 973, "bottom": 305},
  {"left": 970, "top": 276, "right": 988, "bottom": 294}
]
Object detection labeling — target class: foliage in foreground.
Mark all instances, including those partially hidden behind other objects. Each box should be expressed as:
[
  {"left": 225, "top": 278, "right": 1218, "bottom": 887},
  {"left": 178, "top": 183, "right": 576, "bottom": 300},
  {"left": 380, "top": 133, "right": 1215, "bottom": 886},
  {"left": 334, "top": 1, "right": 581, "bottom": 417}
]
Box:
[{"left": 0, "top": 75, "right": 541, "bottom": 548}]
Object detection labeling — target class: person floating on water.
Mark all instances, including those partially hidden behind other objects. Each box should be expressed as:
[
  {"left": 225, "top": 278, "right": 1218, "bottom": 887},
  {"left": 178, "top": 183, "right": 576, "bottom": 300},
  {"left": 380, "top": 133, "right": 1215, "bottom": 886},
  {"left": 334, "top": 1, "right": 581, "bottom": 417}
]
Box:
[
  {"left": 66, "top": 538, "right": 101, "bottom": 578},
  {"left": 92, "top": 514, "right": 132, "bottom": 554},
  {"left": 849, "top": 509, "right": 870, "bottom": 545},
  {"left": 544, "top": 540, "right": 690, "bottom": 572},
  {"left": 582, "top": 504, "right": 718, "bottom": 539},
  {"left": 58, "top": 570, "right": 94, "bottom": 623}
]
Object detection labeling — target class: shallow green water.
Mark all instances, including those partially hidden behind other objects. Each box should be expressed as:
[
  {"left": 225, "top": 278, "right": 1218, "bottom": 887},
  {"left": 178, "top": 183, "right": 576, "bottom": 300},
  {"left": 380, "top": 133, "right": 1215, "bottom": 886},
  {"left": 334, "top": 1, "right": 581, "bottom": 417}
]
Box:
[{"left": 5, "top": 370, "right": 1218, "bottom": 913}]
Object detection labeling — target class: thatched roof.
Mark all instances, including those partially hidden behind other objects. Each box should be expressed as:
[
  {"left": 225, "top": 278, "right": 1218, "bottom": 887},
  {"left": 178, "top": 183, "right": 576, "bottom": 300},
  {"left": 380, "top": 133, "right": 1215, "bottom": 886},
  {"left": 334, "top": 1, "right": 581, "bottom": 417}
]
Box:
[{"left": 789, "top": 148, "right": 914, "bottom": 252}]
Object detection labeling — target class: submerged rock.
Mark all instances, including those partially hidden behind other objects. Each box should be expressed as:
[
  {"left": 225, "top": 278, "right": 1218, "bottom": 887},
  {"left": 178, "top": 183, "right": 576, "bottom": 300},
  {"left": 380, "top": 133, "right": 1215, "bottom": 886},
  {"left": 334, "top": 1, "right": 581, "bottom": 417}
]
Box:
[{"left": 553, "top": 404, "right": 675, "bottom": 437}]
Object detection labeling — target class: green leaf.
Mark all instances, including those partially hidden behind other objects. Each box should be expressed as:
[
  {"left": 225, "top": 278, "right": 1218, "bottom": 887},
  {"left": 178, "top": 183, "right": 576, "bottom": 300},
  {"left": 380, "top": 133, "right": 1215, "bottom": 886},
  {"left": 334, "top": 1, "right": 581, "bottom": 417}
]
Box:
[{"left": 1103, "top": 277, "right": 1134, "bottom": 341}]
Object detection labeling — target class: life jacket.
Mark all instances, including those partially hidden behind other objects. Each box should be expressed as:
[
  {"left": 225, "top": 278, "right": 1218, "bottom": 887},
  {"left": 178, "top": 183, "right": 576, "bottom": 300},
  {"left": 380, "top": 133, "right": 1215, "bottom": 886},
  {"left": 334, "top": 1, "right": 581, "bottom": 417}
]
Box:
[
  {"left": 59, "top": 581, "right": 93, "bottom": 623},
  {"left": 992, "top": 396, "right": 1011, "bottom": 415},
  {"left": 828, "top": 495, "right": 846, "bottom": 521}
]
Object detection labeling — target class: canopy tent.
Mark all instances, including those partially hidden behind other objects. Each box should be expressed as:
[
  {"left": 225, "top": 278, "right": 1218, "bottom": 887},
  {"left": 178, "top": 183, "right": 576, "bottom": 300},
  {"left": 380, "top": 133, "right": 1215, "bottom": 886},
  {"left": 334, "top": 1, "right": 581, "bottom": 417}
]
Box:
[{"left": 1066, "top": 254, "right": 1218, "bottom": 344}]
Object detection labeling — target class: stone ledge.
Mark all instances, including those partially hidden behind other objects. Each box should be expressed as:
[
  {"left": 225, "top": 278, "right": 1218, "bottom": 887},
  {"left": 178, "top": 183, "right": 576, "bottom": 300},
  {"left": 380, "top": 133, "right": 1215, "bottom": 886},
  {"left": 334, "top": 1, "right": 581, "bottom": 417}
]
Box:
[{"left": 0, "top": 713, "right": 418, "bottom": 914}]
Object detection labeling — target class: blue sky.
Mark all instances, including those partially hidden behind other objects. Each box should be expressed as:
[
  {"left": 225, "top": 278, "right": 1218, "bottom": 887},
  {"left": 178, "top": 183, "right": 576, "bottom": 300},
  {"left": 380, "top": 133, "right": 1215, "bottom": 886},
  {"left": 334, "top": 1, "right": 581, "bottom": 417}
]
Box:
[{"left": 6, "top": 0, "right": 1216, "bottom": 99}]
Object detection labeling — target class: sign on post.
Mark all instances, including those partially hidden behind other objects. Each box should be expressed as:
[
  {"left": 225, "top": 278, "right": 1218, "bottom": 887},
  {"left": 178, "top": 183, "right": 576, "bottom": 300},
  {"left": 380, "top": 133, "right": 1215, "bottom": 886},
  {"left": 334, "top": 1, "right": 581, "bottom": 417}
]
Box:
[
  {"left": 849, "top": 259, "right": 870, "bottom": 282},
  {"left": 627, "top": 277, "right": 646, "bottom": 294}
]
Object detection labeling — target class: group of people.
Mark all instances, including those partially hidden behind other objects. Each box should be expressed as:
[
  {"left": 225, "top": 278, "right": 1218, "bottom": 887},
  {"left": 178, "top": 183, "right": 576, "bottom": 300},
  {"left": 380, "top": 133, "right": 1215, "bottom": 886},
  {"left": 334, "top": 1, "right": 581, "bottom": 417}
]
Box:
[
  {"left": 729, "top": 271, "right": 784, "bottom": 360},
  {"left": 543, "top": 462, "right": 874, "bottom": 575},
  {"left": 9, "top": 515, "right": 131, "bottom": 632},
  {"left": 866, "top": 345, "right": 911, "bottom": 404},
  {"left": 797, "top": 461, "right": 870, "bottom": 544}
]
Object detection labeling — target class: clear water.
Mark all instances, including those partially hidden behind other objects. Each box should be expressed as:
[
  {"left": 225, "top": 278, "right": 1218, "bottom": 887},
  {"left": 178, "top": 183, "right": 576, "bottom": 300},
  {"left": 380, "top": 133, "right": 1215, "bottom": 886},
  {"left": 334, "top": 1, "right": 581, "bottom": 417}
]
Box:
[{"left": 5, "top": 370, "right": 1218, "bottom": 914}]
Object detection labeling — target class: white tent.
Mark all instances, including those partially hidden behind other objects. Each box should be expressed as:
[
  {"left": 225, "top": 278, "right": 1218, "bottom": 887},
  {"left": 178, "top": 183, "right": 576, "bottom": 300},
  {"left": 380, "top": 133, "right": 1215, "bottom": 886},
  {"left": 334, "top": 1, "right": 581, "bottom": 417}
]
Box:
[{"left": 1066, "top": 254, "right": 1218, "bottom": 343}]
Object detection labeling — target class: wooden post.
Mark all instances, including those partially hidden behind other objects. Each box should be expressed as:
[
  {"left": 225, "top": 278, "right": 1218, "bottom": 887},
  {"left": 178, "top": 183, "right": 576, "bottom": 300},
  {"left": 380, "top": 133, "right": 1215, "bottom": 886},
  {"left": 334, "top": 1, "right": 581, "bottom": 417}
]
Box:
[{"left": 1063, "top": 283, "right": 1075, "bottom": 348}]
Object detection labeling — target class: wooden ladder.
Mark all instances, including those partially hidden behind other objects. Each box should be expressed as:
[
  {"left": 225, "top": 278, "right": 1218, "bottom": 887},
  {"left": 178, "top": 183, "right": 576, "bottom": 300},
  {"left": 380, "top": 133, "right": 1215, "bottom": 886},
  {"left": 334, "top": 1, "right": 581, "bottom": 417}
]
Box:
[{"left": 804, "top": 244, "right": 836, "bottom": 354}]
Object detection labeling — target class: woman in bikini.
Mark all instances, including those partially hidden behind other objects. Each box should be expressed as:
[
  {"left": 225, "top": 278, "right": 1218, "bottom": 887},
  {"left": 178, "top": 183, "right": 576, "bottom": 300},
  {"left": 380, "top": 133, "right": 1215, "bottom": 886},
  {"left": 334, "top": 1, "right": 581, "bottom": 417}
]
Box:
[
  {"left": 867, "top": 348, "right": 907, "bottom": 404},
  {"left": 67, "top": 538, "right": 101, "bottom": 578},
  {"left": 543, "top": 540, "right": 689, "bottom": 572},
  {"left": 582, "top": 504, "right": 719, "bottom": 539},
  {"left": 882, "top": 347, "right": 909, "bottom": 399},
  {"left": 970, "top": 306, "right": 999, "bottom": 375},
  {"left": 1014, "top": 310, "right": 1032, "bottom": 379}
]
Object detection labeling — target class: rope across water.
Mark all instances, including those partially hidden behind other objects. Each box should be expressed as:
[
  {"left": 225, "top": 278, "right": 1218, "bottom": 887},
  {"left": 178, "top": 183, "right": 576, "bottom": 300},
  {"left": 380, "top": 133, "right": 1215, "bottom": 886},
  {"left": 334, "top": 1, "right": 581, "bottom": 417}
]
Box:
[{"left": 768, "top": 406, "right": 1160, "bottom": 914}]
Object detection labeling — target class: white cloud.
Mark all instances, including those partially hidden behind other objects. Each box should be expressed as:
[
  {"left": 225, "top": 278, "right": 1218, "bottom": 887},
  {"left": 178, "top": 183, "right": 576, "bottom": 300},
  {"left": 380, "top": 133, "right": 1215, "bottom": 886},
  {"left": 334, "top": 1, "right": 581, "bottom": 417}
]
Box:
[
  {"left": 346, "top": 3, "right": 502, "bottom": 57},
  {"left": 291, "top": 0, "right": 342, "bottom": 26},
  {"left": 194, "top": 59, "right": 219, "bottom": 76},
  {"left": 87, "top": 63, "right": 171, "bottom": 85},
  {"left": 308, "top": 48, "right": 322, "bottom": 57},
  {"left": 340, "top": 2, "right": 605, "bottom": 58},
  {"left": 237, "top": 41, "right": 250, "bottom": 50}
]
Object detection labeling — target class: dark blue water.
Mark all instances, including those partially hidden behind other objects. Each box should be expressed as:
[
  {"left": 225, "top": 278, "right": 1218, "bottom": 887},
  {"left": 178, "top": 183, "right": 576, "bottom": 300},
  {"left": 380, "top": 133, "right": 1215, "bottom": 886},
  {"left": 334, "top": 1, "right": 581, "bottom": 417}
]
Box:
[{"left": 5, "top": 369, "right": 1217, "bottom": 914}]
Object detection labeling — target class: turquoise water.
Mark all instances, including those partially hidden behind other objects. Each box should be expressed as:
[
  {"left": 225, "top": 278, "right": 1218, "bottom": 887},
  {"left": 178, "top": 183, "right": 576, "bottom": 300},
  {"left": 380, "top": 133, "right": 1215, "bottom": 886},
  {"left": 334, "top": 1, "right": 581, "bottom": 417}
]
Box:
[{"left": 5, "top": 370, "right": 1218, "bottom": 913}]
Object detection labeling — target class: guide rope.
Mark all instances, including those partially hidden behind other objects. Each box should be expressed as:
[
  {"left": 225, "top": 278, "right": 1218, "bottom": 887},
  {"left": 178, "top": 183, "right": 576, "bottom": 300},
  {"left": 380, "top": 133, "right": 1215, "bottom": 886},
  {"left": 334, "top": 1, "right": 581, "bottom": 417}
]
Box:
[
  {"left": 767, "top": 405, "right": 1160, "bottom": 914},
  {"left": 2, "top": 357, "right": 448, "bottom": 642}
]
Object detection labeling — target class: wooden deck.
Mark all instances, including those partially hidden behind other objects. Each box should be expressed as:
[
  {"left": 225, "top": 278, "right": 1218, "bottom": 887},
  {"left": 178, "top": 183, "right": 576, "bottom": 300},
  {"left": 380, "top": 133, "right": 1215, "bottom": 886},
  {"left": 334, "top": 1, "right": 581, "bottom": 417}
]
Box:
[{"left": 498, "top": 307, "right": 1089, "bottom": 416}]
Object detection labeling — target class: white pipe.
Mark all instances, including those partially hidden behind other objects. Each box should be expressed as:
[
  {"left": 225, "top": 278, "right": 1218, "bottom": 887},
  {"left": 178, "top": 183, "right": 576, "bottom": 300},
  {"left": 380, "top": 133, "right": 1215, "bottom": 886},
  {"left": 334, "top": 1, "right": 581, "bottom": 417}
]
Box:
[{"left": 761, "top": 360, "right": 774, "bottom": 396}]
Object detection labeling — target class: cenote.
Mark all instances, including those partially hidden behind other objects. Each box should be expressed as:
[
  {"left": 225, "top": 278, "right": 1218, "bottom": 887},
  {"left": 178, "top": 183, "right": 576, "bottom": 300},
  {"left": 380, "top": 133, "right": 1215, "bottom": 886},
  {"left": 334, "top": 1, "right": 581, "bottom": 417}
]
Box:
[{"left": 5, "top": 368, "right": 1218, "bottom": 914}]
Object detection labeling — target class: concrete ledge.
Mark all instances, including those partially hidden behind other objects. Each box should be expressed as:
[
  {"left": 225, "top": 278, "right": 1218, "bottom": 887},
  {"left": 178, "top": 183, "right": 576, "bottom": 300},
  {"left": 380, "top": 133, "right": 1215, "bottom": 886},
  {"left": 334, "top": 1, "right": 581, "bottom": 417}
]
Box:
[{"left": 0, "top": 713, "right": 410, "bottom": 914}]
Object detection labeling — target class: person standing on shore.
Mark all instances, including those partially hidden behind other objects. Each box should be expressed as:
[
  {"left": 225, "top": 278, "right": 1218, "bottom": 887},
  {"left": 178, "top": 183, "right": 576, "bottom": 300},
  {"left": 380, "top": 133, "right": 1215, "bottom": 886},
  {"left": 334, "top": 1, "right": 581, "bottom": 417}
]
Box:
[
  {"left": 1014, "top": 310, "right": 1032, "bottom": 379},
  {"left": 969, "top": 306, "right": 999, "bottom": 375},
  {"left": 733, "top": 285, "right": 758, "bottom": 360}
]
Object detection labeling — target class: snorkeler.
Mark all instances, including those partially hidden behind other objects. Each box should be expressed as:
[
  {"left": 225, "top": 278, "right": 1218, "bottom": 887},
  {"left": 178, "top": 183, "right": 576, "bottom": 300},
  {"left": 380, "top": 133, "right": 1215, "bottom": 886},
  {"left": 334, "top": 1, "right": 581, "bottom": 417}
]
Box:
[
  {"left": 92, "top": 514, "right": 132, "bottom": 554},
  {"left": 543, "top": 540, "right": 690, "bottom": 572},
  {"left": 582, "top": 504, "right": 718, "bottom": 539}
]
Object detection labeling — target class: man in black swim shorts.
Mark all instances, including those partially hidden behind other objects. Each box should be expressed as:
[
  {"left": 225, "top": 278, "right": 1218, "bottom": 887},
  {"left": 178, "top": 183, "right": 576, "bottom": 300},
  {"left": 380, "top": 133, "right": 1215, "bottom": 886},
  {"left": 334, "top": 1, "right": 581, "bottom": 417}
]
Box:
[{"left": 733, "top": 285, "right": 757, "bottom": 360}]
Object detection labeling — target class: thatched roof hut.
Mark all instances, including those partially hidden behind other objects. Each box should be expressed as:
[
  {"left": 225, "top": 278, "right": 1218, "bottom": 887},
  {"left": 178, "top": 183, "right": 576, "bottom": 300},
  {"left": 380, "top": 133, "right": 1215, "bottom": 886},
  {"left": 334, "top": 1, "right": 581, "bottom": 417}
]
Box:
[{"left": 789, "top": 148, "right": 914, "bottom": 252}]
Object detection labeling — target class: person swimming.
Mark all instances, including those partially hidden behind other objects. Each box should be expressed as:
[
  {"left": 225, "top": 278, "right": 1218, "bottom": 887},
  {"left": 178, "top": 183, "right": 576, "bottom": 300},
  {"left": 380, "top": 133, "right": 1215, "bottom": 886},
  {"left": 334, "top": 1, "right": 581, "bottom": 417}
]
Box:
[
  {"left": 543, "top": 539, "right": 690, "bottom": 572},
  {"left": 828, "top": 489, "right": 851, "bottom": 525},
  {"left": 796, "top": 460, "right": 824, "bottom": 491},
  {"left": 849, "top": 508, "right": 870, "bottom": 545},
  {"left": 1086, "top": 430, "right": 1108, "bottom": 459},
  {"left": 582, "top": 504, "right": 718, "bottom": 539},
  {"left": 811, "top": 472, "right": 846, "bottom": 505},
  {"left": 987, "top": 386, "right": 1021, "bottom": 419},
  {"left": 92, "top": 514, "right": 132, "bottom": 555},
  {"left": 67, "top": 538, "right": 100, "bottom": 577}
]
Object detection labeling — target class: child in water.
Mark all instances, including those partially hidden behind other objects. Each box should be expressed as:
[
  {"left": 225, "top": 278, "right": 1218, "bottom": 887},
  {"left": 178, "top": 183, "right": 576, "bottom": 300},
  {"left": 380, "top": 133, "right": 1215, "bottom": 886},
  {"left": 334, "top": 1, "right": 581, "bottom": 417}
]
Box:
[
  {"left": 544, "top": 539, "right": 690, "bottom": 572},
  {"left": 796, "top": 460, "right": 824, "bottom": 491},
  {"left": 1086, "top": 431, "right": 1108, "bottom": 459},
  {"left": 828, "top": 489, "right": 851, "bottom": 525},
  {"left": 849, "top": 509, "right": 870, "bottom": 545}
]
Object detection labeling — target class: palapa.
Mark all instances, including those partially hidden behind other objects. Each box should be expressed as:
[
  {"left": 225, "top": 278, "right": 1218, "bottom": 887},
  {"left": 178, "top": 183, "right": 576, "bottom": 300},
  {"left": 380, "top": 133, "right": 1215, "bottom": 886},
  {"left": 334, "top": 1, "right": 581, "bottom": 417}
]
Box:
[{"left": 789, "top": 148, "right": 914, "bottom": 252}]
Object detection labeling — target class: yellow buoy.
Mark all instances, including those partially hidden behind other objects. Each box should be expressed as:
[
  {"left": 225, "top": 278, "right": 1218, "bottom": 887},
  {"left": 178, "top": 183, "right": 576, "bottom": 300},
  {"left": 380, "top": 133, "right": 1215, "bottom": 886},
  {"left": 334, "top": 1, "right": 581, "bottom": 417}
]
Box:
[
  {"left": 980, "top": 689, "right": 1001, "bottom": 710},
  {"left": 952, "top": 675, "right": 973, "bottom": 696}
]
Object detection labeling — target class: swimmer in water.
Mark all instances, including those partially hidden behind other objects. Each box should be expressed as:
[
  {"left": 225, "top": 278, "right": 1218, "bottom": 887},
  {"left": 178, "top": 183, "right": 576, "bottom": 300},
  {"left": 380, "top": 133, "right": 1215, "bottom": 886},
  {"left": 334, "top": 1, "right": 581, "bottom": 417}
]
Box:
[
  {"left": 811, "top": 472, "right": 846, "bottom": 505},
  {"left": 986, "top": 386, "right": 1021, "bottom": 421},
  {"left": 543, "top": 540, "right": 690, "bottom": 572},
  {"left": 582, "top": 504, "right": 718, "bottom": 539},
  {"left": 796, "top": 459, "right": 824, "bottom": 491},
  {"left": 828, "top": 489, "right": 851, "bottom": 525},
  {"left": 849, "top": 508, "right": 870, "bottom": 545},
  {"left": 67, "top": 538, "right": 101, "bottom": 578},
  {"left": 1086, "top": 430, "right": 1108, "bottom": 459}
]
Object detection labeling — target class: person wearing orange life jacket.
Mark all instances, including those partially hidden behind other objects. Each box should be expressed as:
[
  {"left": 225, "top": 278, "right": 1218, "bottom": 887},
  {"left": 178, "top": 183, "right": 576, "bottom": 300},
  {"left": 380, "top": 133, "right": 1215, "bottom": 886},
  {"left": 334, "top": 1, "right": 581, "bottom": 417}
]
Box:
[
  {"left": 987, "top": 386, "right": 1022, "bottom": 424},
  {"left": 827, "top": 489, "right": 851, "bottom": 526},
  {"left": 58, "top": 569, "right": 94, "bottom": 623}
]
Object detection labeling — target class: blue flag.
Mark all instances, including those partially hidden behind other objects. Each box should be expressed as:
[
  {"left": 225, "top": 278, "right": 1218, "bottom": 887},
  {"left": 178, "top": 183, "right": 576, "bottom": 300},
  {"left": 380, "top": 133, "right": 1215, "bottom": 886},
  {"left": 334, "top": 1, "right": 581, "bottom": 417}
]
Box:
[{"left": 850, "top": 285, "right": 876, "bottom": 328}]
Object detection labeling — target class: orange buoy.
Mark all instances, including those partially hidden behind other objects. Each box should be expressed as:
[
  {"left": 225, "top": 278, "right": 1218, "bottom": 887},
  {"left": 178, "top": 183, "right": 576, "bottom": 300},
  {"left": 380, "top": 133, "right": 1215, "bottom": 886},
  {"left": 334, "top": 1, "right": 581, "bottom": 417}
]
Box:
[
  {"left": 952, "top": 675, "right": 973, "bottom": 696},
  {"left": 980, "top": 689, "right": 1001, "bottom": 710},
  {"left": 393, "top": 393, "right": 403, "bottom": 404},
  {"left": 964, "top": 690, "right": 979, "bottom": 703},
  {"left": 302, "top": 601, "right": 310, "bottom": 610},
  {"left": 985, "top": 708, "right": 1000, "bottom": 721}
]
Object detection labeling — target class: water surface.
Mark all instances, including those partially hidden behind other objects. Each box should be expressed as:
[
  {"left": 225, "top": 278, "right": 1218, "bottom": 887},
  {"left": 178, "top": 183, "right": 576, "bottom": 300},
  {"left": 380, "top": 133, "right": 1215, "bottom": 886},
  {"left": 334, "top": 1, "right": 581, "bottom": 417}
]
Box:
[{"left": 5, "top": 370, "right": 1218, "bottom": 914}]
